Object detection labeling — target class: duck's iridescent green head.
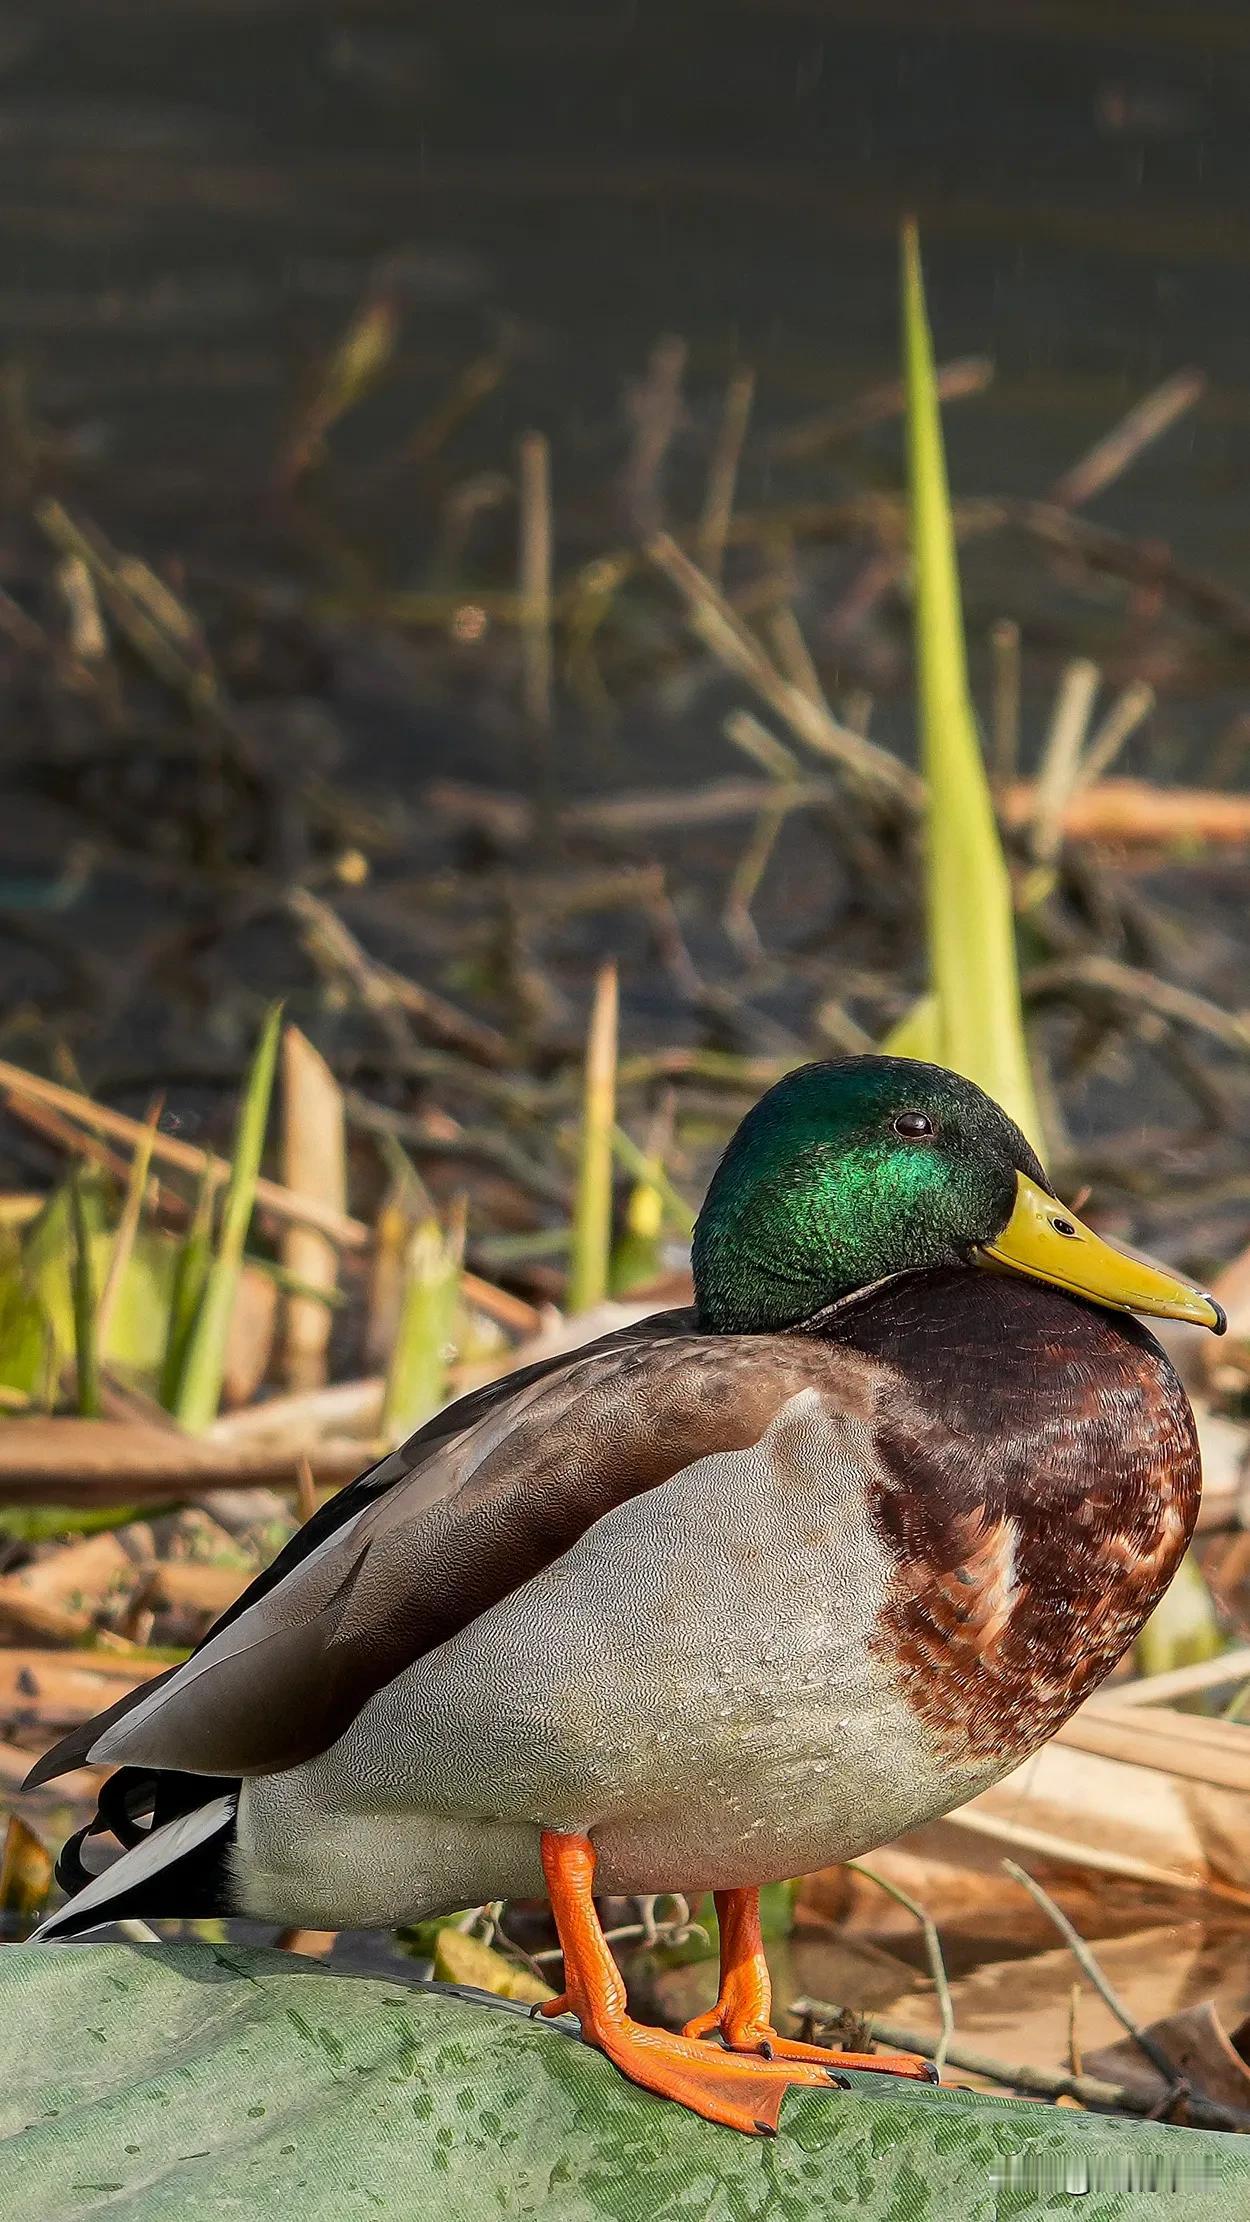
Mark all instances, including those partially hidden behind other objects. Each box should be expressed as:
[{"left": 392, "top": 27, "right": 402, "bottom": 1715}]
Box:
[{"left": 693, "top": 1056, "right": 1224, "bottom": 1337}]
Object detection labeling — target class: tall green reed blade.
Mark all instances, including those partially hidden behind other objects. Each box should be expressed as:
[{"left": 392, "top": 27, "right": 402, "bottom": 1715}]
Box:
[
  {"left": 380, "top": 1202, "right": 465, "bottom": 1446},
  {"left": 68, "top": 1171, "right": 100, "bottom": 1418},
  {"left": 879, "top": 992, "right": 940, "bottom": 1063},
  {"left": 567, "top": 961, "right": 618, "bottom": 1315},
  {"left": 173, "top": 1002, "right": 282, "bottom": 1431},
  {"left": 902, "top": 226, "right": 1216, "bottom": 1675},
  {"left": 97, "top": 1093, "right": 161, "bottom": 1355},
  {"left": 901, "top": 222, "right": 1042, "bottom": 1153},
  {"left": 160, "top": 1163, "right": 214, "bottom": 1410}
]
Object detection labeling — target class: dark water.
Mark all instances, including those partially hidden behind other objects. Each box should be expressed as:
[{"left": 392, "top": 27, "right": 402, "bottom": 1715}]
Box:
[
  {"left": 6, "top": 1, "right": 1248, "bottom": 571},
  {"left": 2, "top": 0, "right": 1249, "bottom": 1251}
]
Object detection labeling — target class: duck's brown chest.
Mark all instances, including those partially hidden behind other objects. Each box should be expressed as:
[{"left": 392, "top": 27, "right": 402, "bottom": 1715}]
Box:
[{"left": 830, "top": 1270, "right": 1202, "bottom": 1767}]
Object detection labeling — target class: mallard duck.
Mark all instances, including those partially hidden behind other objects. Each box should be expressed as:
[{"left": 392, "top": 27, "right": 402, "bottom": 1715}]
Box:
[{"left": 30, "top": 1057, "right": 1223, "bottom": 2134}]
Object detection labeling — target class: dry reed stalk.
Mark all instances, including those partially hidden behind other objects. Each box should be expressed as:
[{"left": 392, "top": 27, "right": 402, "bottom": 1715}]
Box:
[
  {"left": 1028, "top": 658, "right": 1101, "bottom": 868},
  {"left": 697, "top": 366, "right": 754, "bottom": 579},
  {"left": 280, "top": 1026, "right": 346, "bottom": 1391},
  {"left": 648, "top": 531, "right": 920, "bottom": 809},
  {"left": 769, "top": 353, "right": 993, "bottom": 461},
  {"left": 567, "top": 962, "right": 618, "bottom": 1315},
  {"left": 1050, "top": 369, "right": 1206, "bottom": 510},
  {"left": 518, "top": 430, "right": 553, "bottom": 734},
  {"left": 0, "top": 1058, "right": 537, "bottom": 1332},
  {"left": 621, "top": 334, "right": 687, "bottom": 535}
]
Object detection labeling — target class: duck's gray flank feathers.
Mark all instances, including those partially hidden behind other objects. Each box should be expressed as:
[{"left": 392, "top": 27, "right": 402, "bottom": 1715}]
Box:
[{"left": 86, "top": 1323, "right": 880, "bottom": 1780}]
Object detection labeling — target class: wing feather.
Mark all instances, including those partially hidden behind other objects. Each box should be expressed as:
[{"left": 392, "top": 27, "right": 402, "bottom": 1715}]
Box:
[{"left": 86, "top": 1320, "right": 871, "bottom": 1777}]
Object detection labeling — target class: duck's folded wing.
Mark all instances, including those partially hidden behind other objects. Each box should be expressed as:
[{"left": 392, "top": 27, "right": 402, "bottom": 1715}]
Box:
[
  {"left": 62, "top": 1324, "right": 868, "bottom": 1781},
  {"left": 25, "top": 1308, "right": 692, "bottom": 1792}
]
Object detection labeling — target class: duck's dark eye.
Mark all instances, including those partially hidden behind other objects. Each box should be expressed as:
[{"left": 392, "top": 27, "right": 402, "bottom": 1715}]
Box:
[
  {"left": 893, "top": 1111, "right": 934, "bottom": 1138},
  {"left": 1050, "top": 1216, "right": 1078, "bottom": 1238}
]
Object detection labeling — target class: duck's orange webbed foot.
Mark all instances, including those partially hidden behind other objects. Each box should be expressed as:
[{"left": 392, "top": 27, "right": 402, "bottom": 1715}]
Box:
[
  {"left": 682, "top": 1889, "right": 939, "bottom": 2085},
  {"left": 537, "top": 1834, "right": 851, "bottom": 2134}
]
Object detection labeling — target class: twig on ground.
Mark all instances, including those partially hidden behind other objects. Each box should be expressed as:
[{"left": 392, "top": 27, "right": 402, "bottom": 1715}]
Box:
[
  {"left": 1001, "top": 1859, "right": 1193, "bottom": 2111},
  {"left": 845, "top": 1859, "right": 955, "bottom": 2075},
  {"left": 789, "top": 2000, "right": 1250, "bottom": 2133}
]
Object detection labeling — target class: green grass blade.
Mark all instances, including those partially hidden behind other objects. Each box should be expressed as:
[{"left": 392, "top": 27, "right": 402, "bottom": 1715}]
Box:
[
  {"left": 159, "top": 1165, "right": 214, "bottom": 1409},
  {"left": 380, "top": 1206, "right": 464, "bottom": 1445},
  {"left": 68, "top": 1172, "right": 100, "bottom": 1418},
  {"left": 97, "top": 1094, "right": 161, "bottom": 1354},
  {"left": 901, "top": 222, "right": 1042, "bottom": 1153},
  {"left": 173, "top": 1002, "right": 282, "bottom": 1431},
  {"left": 567, "top": 961, "right": 618, "bottom": 1314}
]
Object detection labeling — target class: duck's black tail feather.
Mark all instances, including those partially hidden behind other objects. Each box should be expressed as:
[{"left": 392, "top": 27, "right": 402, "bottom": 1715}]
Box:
[{"left": 35, "top": 1767, "right": 239, "bottom": 1939}]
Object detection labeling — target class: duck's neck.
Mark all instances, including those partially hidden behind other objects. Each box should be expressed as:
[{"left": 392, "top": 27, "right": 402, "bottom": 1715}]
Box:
[
  {"left": 814, "top": 1262, "right": 1163, "bottom": 1441},
  {"left": 692, "top": 1178, "right": 886, "bottom": 1334}
]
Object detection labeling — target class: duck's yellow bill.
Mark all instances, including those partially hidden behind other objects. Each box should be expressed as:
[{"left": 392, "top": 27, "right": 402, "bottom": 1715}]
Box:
[{"left": 975, "top": 1172, "right": 1226, "bottom": 1333}]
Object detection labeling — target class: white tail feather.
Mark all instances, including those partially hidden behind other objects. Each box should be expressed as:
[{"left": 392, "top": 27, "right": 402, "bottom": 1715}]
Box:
[{"left": 32, "top": 1794, "right": 236, "bottom": 1940}]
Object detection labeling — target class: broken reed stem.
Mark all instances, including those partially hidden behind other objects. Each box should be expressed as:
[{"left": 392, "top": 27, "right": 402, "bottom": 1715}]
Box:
[
  {"left": 1050, "top": 368, "right": 1206, "bottom": 511},
  {"left": 0, "top": 1055, "right": 536, "bottom": 1332},
  {"left": 518, "top": 430, "right": 553, "bottom": 736},
  {"left": 294, "top": 1452, "right": 318, "bottom": 1526},
  {"left": 1076, "top": 679, "right": 1155, "bottom": 792},
  {"left": 174, "top": 1002, "right": 283, "bottom": 1432},
  {"left": 1000, "top": 1859, "right": 1188, "bottom": 2096},
  {"left": 723, "top": 709, "right": 800, "bottom": 783},
  {"left": 1030, "top": 658, "right": 1101, "bottom": 867},
  {"left": 280, "top": 1024, "right": 347, "bottom": 1393},
  {"left": 287, "top": 886, "right": 509, "bottom": 1066},
  {"left": 647, "top": 531, "right": 920, "bottom": 810},
  {"left": 68, "top": 1172, "right": 100, "bottom": 1421},
  {"left": 1023, "top": 952, "right": 1250, "bottom": 1055},
  {"left": 279, "top": 287, "right": 398, "bottom": 489},
  {"left": 96, "top": 1094, "right": 162, "bottom": 1352},
  {"left": 567, "top": 961, "right": 618, "bottom": 1314},
  {"left": 768, "top": 353, "right": 993, "bottom": 463},
  {"left": 766, "top": 604, "right": 830, "bottom": 712},
  {"left": 380, "top": 1202, "right": 465, "bottom": 1445},
  {"left": 788, "top": 2000, "right": 1250, "bottom": 2134},
  {"left": 622, "top": 334, "right": 687, "bottom": 537},
  {"left": 845, "top": 1860, "right": 955, "bottom": 2076},
  {"left": 697, "top": 366, "right": 755, "bottom": 580}
]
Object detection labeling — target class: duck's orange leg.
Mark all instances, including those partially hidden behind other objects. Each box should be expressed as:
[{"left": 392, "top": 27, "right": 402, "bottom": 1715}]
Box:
[
  {"left": 683, "top": 1887, "right": 938, "bottom": 2082},
  {"left": 536, "top": 1833, "right": 848, "bottom": 2134}
]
